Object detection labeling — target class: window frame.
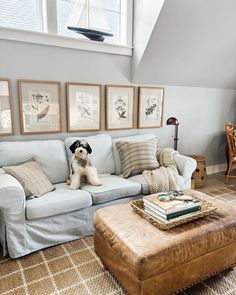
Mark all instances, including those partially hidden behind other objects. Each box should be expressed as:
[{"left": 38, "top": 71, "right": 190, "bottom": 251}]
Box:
[{"left": 0, "top": 0, "right": 133, "bottom": 56}]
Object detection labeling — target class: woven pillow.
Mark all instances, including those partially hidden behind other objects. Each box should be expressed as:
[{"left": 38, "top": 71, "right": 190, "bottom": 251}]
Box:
[
  {"left": 116, "top": 138, "right": 159, "bottom": 178},
  {"left": 4, "top": 160, "right": 54, "bottom": 198}
]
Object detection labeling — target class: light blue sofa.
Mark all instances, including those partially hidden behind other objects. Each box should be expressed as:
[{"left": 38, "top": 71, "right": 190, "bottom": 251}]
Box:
[{"left": 0, "top": 134, "right": 196, "bottom": 258}]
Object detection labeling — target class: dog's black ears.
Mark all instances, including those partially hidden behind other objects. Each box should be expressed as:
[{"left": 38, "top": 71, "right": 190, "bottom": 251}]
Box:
[
  {"left": 69, "top": 140, "right": 92, "bottom": 154},
  {"left": 84, "top": 143, "right": 92, "bottom": 154},
  {"left": 69, "top": 140, "right": 80, "bottom": 154}
]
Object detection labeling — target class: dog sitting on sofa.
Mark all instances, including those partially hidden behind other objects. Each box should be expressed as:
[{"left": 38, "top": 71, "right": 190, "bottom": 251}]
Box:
[{"left": 68, "top": 140, "right": 102, "bottom": 190}]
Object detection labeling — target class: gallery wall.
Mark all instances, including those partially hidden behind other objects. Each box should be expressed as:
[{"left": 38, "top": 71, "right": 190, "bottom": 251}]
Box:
[{"left": 0, "top": 39, "right": 236, "bottom": 167}]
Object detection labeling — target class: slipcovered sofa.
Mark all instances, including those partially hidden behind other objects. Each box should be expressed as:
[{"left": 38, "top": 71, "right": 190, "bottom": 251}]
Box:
[{"left": 0, "top": 133, "right": 196, "bottom": 258}]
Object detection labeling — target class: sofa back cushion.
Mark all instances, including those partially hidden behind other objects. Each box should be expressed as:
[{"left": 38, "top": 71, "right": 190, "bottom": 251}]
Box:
[
  {"left": 0, "top": 140, "right": 69, "bottom": 184},
  {"left": 65, "top": 134, "right": 115, "bottom": 174},
  {"left": 112, "top": 134, "right": 157, "bottom": 175}
]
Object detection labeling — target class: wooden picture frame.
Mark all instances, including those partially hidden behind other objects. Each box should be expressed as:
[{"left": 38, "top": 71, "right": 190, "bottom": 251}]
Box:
[
  {"left": 18, "top": 80, "right": 62, "bottom": 135},
  {"left": 138, "top": 86, "right": 164, "bottom": 129},
  {"left": 66, "top": 82, "right": 102, "bottom": 132},
  {"left": 105, "top": 84, "right": 135, "bottom": 130},
  {"left": 0, "top": 78, "right": 14, "bottom": 136}
]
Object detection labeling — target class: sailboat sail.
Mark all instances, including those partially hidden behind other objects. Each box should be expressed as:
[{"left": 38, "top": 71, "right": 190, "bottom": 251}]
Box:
[
  {"left": 89, "top": 0, "right": 110, "bottom": 32},
  {"left": 70, "top": 0, "right": 87, "bottom": 27},
  {"left": 70, "top": 0, "right": 111, "bottom": 33}
]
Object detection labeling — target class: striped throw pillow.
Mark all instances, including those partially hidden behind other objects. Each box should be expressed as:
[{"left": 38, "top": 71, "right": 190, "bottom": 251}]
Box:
[
  {"left": 116, "top": 138, "right": 159, "bottom": 178},
  {"left": 4, "top": 160, "right": 54, "bottom": 198}
]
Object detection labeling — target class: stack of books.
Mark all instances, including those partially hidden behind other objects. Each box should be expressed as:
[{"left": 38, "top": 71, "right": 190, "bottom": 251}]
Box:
[{"left": 143, "top": 192, "right": 202, "bottom": 222}]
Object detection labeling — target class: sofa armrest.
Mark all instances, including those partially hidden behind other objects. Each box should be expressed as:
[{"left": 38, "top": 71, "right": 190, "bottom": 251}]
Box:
[
  {"left": 174, "top": 154, "right": 197, "bottom": 184},
  {"left": 0, "top": 173, "right": 27, "bottom": 257},
  {"left": 0, "top": 173, "right": 26, "bottom": 214}
]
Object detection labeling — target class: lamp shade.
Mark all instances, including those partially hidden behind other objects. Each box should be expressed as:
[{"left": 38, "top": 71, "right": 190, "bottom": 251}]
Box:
[{"left": 166, "top": 117, "right": 179, "bottom": 125}]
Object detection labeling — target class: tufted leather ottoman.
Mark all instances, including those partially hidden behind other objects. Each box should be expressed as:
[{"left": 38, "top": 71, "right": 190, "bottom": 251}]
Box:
[{"left": 93, "top": 191, "right": 236, "bottom": 295}]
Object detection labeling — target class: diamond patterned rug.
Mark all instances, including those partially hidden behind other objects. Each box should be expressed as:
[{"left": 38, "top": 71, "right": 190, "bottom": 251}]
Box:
[
  {"left": 1, "top": 184, "right": 236, "bottom": 295},
  {"left": 0, "top": 236, "right": 126, "bottom": 295}
]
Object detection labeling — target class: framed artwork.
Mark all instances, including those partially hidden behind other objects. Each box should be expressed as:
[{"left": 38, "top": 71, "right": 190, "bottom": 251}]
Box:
[
  {"left": 0, "top": 78, "right": 14, "bottom": 136},
  {"left": 18, "top": 80, "right": 62, "bottom": 134},
  {"left": 138, "top": 86, "right": 164, "bottom": 128},
  {"left": 67, "top": 82, "right": 101, "bottom": 132},
  {"left": 105, "top": 85, "right": 135, "bottom": 130}
]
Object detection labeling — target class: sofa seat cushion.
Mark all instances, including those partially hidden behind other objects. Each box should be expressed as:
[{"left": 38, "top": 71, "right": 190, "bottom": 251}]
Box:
[
  {"left": 26, "top": 183, "right": 92, "bottom": 220},
  {"left": 128, "top": 173, "right": 185, "bottom": 195},
  {"left": 128, "top": 174, "right": 150, "bottom": 195},
  {"left": 81, "top": 175, "right": 141, "bottom": 205}
]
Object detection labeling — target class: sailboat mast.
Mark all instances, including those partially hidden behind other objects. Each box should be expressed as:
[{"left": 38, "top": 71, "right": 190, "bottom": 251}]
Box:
[{"left": 87, "top": 0, "right": 90, "bottom": 28}]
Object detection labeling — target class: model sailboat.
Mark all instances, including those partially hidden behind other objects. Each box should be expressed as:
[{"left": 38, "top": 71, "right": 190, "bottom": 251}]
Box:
[{"left": 67, "top": 0, "right": 113, "bottom": 42}]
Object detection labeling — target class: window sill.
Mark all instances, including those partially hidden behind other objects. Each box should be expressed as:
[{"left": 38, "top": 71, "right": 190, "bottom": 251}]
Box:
[{"left": 0, "top": 27, "right": 133, "bottom": 56}]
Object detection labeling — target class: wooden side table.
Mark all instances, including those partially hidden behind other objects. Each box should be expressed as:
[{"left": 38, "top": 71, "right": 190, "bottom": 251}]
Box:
[{"left": 189, "top": 155, "right": 207, "bottom": 188}]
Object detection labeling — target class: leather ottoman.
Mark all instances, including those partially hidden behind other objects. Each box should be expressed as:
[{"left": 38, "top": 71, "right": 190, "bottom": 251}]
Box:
[{"left": 93, "top": 191, "right": 236, "bottom": 295}]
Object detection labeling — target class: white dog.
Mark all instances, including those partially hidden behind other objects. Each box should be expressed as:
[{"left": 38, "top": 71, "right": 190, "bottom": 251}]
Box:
[{"left": 69, "top": 140, "right": 102, "bottom": 190}]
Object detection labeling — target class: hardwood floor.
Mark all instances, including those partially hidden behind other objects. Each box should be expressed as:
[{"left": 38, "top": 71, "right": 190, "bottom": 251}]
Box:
[{"left": 198, "top": 171, "right": 236, "bottom": 205}]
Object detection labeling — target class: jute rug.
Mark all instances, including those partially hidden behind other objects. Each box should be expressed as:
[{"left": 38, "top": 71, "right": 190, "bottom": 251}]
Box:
[{"left": 1, "top": 184, "right": 236, "bottom": 295}]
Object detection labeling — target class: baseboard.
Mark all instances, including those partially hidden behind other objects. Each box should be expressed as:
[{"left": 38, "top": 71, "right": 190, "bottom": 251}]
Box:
[{"left": 206, "top": 163, "right": 226, "bottom": 175}]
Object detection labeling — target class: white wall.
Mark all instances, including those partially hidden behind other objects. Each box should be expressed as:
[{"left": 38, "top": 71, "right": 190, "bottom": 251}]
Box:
[
  {"left": 154, "top": 86, "right": 236, "bottom": 165},
  {"left": 0, "top": 39, "right": 235, "bottom": 166},
  {"left": 133, "top": 0, "right": 236, "bottom": 89}
]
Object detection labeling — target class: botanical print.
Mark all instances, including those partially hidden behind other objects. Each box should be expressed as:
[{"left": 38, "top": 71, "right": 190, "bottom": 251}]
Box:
[
  {"left": 19, "top": 80, "right": 61, "bottom": 134},
  {"left": 114, "top": 95, "right": 128, "bottom": 120},
  {"left": 76, "top": 91, "right": 93, "bottom": 120},
  {"left": 138, "top": 87, "right": 164, "bottom": 128},
  {"left": 144, "top": 96, "right": 158, "bottom": 120},
  {"left": 29, "top": 91, "right": 52, "bottom": 124},
  {"left": 0, "top": 109, "right": 11, "bottom": 130},
  {"left": 68, "top": 84, "right": 101, "bottom": 131},
  {"left": 111, "top": 94, "right": 130, "bottom": 125},
  {"left": 106, "top": 86, "right": 134, "bottom": 130},
  {"left": 0, "top": 80, "right": 12, "bottom": 135},
  {"left": 0, "top": 101, "right": 12, "bottom": 134}
]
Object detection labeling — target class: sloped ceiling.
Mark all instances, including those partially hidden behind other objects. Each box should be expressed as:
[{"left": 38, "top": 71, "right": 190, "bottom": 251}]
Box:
[
  {"left": 132, "top": 0, "right": 165, "bottom": 77},
  {"left": 132, "top": 0, "right": 236, "bottom": 89}
]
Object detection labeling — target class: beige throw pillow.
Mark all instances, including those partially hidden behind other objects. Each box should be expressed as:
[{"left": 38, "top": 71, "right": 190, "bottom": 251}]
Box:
[
  {"left": 116, "top": 138, "right": 159, "bottom": 178},
  {"left": 4, "top": 160, "right": 54, "bottom": 198}
]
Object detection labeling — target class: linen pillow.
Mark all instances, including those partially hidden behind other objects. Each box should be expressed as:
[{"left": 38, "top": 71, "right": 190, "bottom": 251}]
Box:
[
  {"left": 112, "top": 134, "right": 157, "bottom": 175},
  {"left": 116, "top": 138, "right": 159, "bottom": 178},
  {"left": 4, "top": 160, "right": 54, "bottom": 198}
]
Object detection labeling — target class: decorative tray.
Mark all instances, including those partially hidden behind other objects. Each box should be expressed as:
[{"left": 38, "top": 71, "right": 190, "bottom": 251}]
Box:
[{"left": 130, "top": 192, "right": 217, "bottom": 231}]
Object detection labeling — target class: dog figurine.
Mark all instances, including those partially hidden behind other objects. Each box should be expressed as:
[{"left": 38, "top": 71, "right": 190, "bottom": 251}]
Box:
[{"left": 69, "top": 140, "right": 102, "bottom": 190}]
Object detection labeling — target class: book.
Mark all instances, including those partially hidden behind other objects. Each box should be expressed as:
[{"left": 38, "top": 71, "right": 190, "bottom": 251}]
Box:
[
  {"left": 144, "top": 204, "right": 201, "bottom": 220},
  {"left": 144, "top": 200, "right": 201, "bottom": 216},
  {"left": 143, "top": 193, "right": 202, "bottom": 214},
  {"left": 143, "top": 198, "right": 201, "bottom": 214},
  {"left": 144, "top": 206, "right": 202, "bottom": 223}
]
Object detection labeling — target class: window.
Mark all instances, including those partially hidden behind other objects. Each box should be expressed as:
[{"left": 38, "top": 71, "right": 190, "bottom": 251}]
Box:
[
  {"left": 0, "top": 0, "right": 132, "bottom": 54},
  {"left": 0, "top": 0, "right": 43, "bottom": 32},
  {"left": 57, "top": 0, "right": 129, "bottom": 45}
]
